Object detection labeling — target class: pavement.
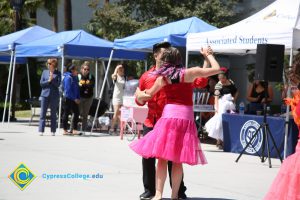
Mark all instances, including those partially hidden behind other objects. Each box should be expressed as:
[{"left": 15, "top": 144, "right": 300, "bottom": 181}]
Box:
[{"left": 0, "top": 119, "right": 281, "bottom": 200}]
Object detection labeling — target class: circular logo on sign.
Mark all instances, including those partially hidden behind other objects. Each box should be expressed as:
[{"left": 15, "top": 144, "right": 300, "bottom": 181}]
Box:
[{"left": 240, "top": 120, "right": 263, "bottom": 154}]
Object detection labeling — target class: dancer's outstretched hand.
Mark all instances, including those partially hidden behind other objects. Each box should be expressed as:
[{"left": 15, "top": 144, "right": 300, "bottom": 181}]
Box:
[{"left": 200, "top": 46, "right": 213, "bottom": 57}]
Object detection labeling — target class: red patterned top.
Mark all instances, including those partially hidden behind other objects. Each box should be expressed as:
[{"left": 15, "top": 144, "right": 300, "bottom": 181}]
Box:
[{"left": 137, "top": 66, "right": 207, "bottom": 127}]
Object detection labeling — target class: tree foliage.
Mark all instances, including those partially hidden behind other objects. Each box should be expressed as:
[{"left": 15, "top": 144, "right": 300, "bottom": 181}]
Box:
[{"left": 87, "top": 0, "right": 239, "bottom": 41}]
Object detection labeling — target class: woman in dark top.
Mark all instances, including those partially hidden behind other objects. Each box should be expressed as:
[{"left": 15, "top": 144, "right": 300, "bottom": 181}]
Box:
[
  {"left": 246, "top": 80, "right": 273, "bottom": 114},
  {"left": 210, "top": 67, "right": 238, "bottom": 149},
  {"left": 214, "top": 68, "right": 238, "bottom": 108}
]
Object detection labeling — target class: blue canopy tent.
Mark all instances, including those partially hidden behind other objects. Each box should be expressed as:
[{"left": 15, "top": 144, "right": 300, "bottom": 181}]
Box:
[
  {"left": 86, "top": 17, "right": 217, "bottom": 134},
  {"left": 16, "top": 29, "right": 145, "bottom": 59},
  {"left": 0, "top": 26, "right": 55, "bottom": 124},
  {"left": 114, "top": 17, "right": 217, "bottom": 52},
  {"left": 15, "top": 30, "right": 146, "bottom": 132}
]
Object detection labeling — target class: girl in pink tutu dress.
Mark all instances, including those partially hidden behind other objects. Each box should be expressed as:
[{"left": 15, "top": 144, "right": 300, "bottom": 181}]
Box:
[
  {"left": 130, "top": 46, "right": 221, "bottom": 200},
  {"left": 264, "top": 54, "right": 300, "bottom": 200}
]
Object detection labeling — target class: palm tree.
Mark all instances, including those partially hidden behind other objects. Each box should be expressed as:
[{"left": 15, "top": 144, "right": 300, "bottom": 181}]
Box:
[
  {"left": 44, "top": 0, "right": 59, "bottom": 32},
  {"left": 64, "top": 0, "right": 72, "bottom": 30},
  {"left": 0, "top": 1, "right": 14, "bottom": 35}
]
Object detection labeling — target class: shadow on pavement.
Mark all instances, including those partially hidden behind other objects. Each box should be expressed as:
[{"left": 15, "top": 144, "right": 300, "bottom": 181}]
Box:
[
  {"left": 164, "top": 198, "right": 236, "bottom": 200},
  {"left": 0, "top": 131, "right": 23, "bottom": 134}
]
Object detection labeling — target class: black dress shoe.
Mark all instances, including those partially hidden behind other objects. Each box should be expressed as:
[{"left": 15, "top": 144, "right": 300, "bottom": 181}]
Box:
[
  {"left": 178, "top": 193, "right": 187, "bottom": 199},
  {"left": 140, "top": 191, "right": 154, "bottom": 200}
]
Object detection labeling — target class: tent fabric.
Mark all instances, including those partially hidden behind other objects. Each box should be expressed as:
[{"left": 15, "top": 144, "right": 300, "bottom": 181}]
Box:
[
  {"left": 187, "top": 0, "right": 300, "bottom": 54},
  {"left": 0, "top": 56, "right": 26, "bottom": 64},
  {"left": 0, "top": 26, "right": 55, "bottom": 52},
  {"left": 16, "top": 30, "right": 146, "bottom": 60},
  {"left": 114, "top": 17, "right": 217, "bottom": 52}
]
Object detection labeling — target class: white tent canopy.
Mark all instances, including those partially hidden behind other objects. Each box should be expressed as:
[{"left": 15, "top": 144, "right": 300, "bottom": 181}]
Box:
[
  {"left": 187, "top": 0, "right": 300, "bottom": 54},
  {"left": 187, "top": 0, "right": 300, "bottom": 159}
]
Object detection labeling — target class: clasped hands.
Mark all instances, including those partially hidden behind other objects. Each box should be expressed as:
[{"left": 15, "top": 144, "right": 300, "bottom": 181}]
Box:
[
  {"left": 135, "top": 87, "right": 152, "bottom": 105},
  {"left": 200, "top": 46, "right": 213, "bottom": 57}
]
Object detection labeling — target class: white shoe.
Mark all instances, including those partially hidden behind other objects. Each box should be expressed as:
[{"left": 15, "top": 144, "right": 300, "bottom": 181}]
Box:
[{"left": 39, "top": 132, "right": 43, "bottom": 136}]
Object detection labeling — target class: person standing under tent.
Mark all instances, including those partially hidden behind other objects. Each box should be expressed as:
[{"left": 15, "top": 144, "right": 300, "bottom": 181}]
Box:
[
  {"left": 205, "top": 67, "right": 238, "bottom": 149},
  {"left": 132, "top": 46, "right": 221, "bottom": 200},
  {"left": 38, "top": 58, "right": 61, "bottom": 136},
  {"left": 110, "top": 64, "right": 126, "bottom": 134},
  {"left": 78, "top": 61, "right": 95, "bottom": 132},
  {"left": 62, "top": 65, "right": 80, "bottom": 135}
]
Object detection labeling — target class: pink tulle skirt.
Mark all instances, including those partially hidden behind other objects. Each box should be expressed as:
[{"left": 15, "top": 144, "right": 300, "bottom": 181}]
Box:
[
  {"left": 264, "top": 140, "right": 300, "bottom": 200},
  {"left": 129, "top": 104, "right": 207, "bottom": 166}
]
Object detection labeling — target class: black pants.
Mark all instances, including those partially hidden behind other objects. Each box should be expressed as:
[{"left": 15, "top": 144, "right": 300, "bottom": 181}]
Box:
[
  {"left": 63, "top": 98, "right": 79, "bottom": 130},
  {"left": 142, "top": 125, "right": 187, "bottom": 195}
]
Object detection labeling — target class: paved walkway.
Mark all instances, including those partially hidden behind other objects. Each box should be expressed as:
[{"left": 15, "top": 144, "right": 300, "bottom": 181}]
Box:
[{"left": 0, "top": 120, "right": 281, "bottom": 200}]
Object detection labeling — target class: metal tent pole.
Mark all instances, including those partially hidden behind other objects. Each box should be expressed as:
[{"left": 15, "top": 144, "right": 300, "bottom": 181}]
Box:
[
  {"left": 7, "top": 53, "right": 17, "bottom": 124},
  {"left": 283, "top": 48, "right": 293, "bottom": 159},
  {"left": 2, "top": 50, "right": 14, "bottom": 124},
  {"left": 90, "top": 50, "right": 114, "bottom": 134},
  {"left": 95, "top": 59, "right": 98, "bottom": 96},
  {"left": 58, "top": 47, "right": 65, "bottom": 134},
  {"left": 26, "top": 62, "right": 32, "bottom": 99},
  {"left": 185, "top": 48, "right": 189, "bottom": 68}
]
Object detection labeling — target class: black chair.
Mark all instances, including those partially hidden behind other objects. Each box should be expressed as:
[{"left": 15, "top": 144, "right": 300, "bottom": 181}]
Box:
[
  {"left": 26, "top": 97, "right": 50, "bottom": 126},
  {"left": 87, "top": 99, "right": 109, "bottom": 131}
]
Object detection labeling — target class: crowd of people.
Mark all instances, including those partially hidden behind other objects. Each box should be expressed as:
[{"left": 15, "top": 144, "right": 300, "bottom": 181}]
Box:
[
  {"left": 38, "top": 58, "right": 131, "bottom": 136},
  {"left": 38, "top": 59, "right": 95, "bottom": 136}
]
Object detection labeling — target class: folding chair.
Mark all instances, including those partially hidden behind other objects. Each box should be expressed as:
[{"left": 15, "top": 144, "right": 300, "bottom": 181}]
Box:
[{"left": 193, "top": 90, "right": 214, "bottom": 139}]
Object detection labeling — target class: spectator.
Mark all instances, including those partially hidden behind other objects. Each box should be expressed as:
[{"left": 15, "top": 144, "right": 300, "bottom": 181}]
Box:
[
  {"left": 205, "top": 67, "right": 238, "bottom": 149},
  {"left": 246, "top": 80, "right": 273, "bottom": 115},
  {"left": 38, "top": 58, "right": 61, "bottom": 136},
  {"left": 200, "top": 75, "right": 219, "bottom": 124},
  {"left": 62, "top": 65, "right": 80, "bottom": 135},
  {"left": 78, "top": 61, "right": 95, "bottom": 131},
  {"left": 110, "top": 64, "right": 125, "bottom": 134}
]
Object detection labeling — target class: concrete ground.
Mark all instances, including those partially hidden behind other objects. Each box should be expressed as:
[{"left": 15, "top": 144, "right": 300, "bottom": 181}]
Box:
[{"left": 0, "top": 120, "right": 281, "bottom": 200}]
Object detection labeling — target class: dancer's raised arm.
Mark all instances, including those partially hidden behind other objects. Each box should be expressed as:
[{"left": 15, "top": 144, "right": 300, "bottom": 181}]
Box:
[{"left": 183, "top": 47, "right": 221, "bottom": 83}]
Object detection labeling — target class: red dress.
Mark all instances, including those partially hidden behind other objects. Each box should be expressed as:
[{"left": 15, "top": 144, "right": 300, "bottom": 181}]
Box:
[
  {"left": 264, "top": 91, "right": 300, "bottom": 200},
  {"left": 130, "top": 78, "right": 207, "bottom": 166}
]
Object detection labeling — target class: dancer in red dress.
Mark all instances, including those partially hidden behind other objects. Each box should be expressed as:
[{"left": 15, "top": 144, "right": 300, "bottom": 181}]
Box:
[
  {"left": 131, "top": 46, "right": 221, "bottom": 200},
  {"left": 264, "top": 54, "right": 300, "bottom": 200}
]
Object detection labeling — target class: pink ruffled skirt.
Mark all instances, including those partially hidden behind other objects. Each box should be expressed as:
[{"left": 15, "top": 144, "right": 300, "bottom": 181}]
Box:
[
  {"left": 264, "top": 140, "right": 300, "bottom": 200},
  {"left": 129, "top": 104, "right": 207, "bottom": 166}
]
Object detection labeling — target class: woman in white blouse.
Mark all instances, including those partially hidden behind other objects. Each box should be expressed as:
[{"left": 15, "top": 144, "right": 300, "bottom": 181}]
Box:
[{"left": 110, "top": 64, "right": 125, "bottom": 133}]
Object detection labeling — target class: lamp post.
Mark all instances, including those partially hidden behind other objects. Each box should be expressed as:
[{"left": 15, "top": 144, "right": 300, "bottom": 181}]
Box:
[
  {"left": 9, "top": 0, "right": 25, "bottom": 121},
  {"left": 10, "top": 0, "right": 25, "bottom": 31}
]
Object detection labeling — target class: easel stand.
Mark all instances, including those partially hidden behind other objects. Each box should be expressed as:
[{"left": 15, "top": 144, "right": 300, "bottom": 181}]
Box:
[{"left": 236, "top": 86, "right": 283, "bottom": 168}]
